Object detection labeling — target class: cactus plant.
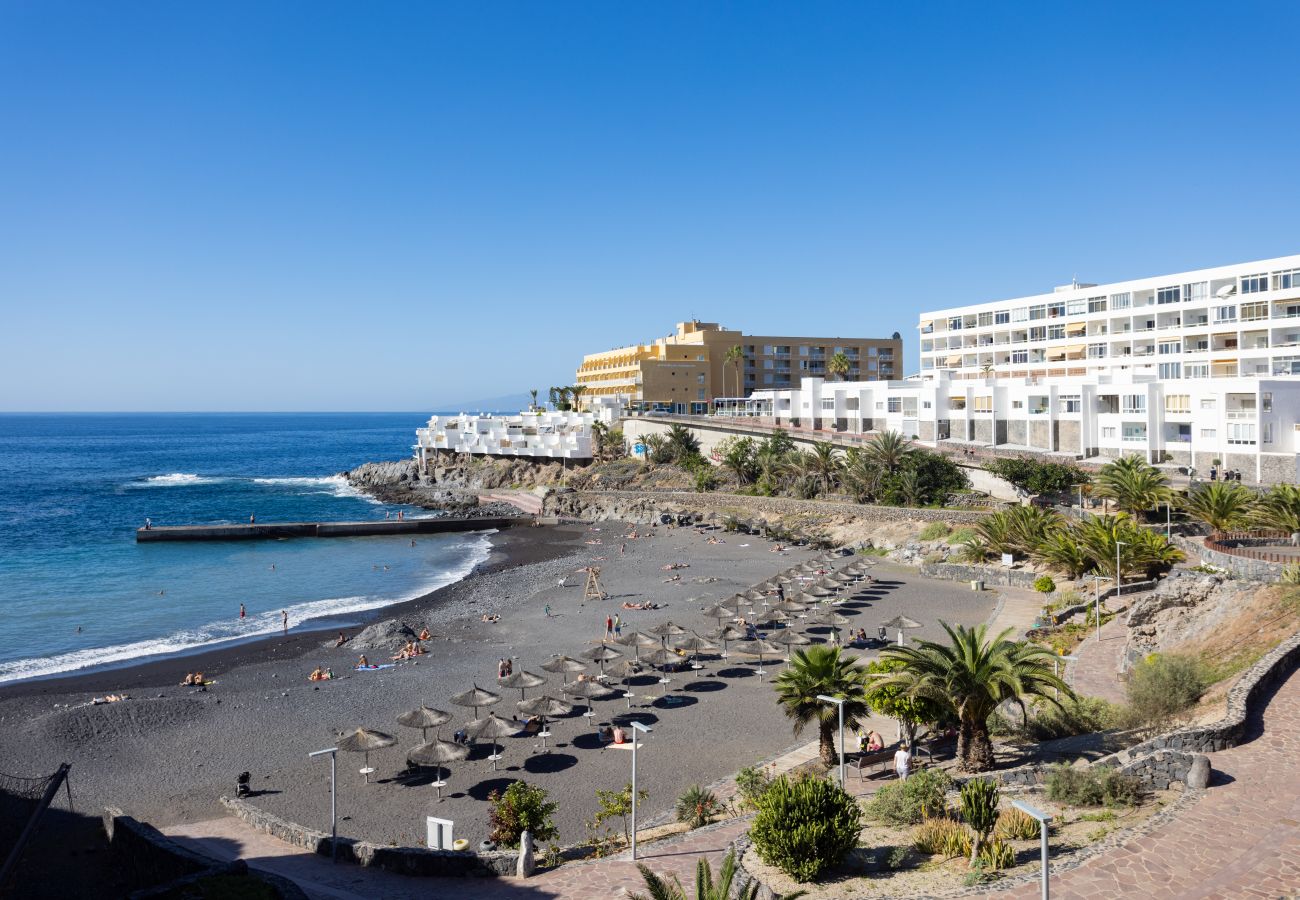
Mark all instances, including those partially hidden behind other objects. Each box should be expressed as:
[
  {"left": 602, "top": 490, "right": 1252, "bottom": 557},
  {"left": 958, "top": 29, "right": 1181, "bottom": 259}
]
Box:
[{"left": 959, "top": 778, "right": 1000, "bottom": 867}]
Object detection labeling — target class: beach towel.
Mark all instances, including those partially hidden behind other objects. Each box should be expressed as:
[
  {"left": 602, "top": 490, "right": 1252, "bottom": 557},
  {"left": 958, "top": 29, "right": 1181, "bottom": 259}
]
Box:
[{"left": 354, "top": 664, "right": 395, "bottom": 671}]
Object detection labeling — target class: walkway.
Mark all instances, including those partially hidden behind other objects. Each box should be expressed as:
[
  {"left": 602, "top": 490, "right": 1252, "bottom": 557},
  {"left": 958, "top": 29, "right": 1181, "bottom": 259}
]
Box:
[
  {"left": 1067, "top": 615, "right": 1129, "bottom": 706},
  {"left": 986, "top": 665, "right": 1300, "bottom": 898}
]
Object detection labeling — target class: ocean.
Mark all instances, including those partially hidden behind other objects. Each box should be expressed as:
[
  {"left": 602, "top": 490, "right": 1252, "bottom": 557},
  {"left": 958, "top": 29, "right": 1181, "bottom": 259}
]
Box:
[{"left": 0, "top": 413, "right": 491, "bottom": 684}]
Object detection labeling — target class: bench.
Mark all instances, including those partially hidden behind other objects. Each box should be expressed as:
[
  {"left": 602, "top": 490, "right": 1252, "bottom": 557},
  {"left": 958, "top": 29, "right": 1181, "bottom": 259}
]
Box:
[{"left": 853, "top": 749, "right": 896, "bottom": 781}]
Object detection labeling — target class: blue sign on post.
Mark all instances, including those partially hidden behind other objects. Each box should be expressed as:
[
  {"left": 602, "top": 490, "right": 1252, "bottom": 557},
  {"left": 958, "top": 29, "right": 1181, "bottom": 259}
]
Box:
[{"left": 634, "top": 442, "right": 647, "bottom": 457}]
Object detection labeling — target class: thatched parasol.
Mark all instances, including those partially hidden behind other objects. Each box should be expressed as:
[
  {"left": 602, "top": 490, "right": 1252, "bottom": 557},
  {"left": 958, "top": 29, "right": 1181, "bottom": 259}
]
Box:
[
  {"left": 396, "top": 705, "right": 452, "bottom": 740},
  {"left": 771, "top": 629, "right": 812, "bottom": 660},
  {"left": 672, "top": 634, "right": 718, "bottom": 667},
  {"left": 499, "top": 669, "right": 547, "bottom": 699},
  {"left": 756, "top": 609, "right": 789, "bottom": 627},
  {"left": 810, "top": 609, "right": 851, "bottom": 626},
  {"left": 517, "top": 694, "right": 573, "bottom": 749},
  {"left": 541, "top": 654, "right": 588, "bottom": 676},
  {"left": 337, "top": 728, "right": 397, "bottom": 782},
  {"left": 562, "top": 679, "right": 615, "bottom": 718},
  {"left": 615, "top": 631, "right": 661, "bottom": 662},
  {"left": 881, "top": 614, "right": 923, "bottom": 646},
  {"left": 775, "top": 599, "right": 808, "bottom": 614},
  {"left": 580, "top": 644, "right": 623, "bottom": 676},
  {"left": 706, "top": 624, "right": 746, "bottom": 658},
  {"left": 406, "top": 738, "right": 469, "bottom": 799},
  {"left": 449, "top": 684, "right": 502, "bottom": 720},
  {"left": 467, "top": 713, "right": 519, "bottom": 770},
  {"left": 732, "top": 639, "right": 781, "bottom": 678},
  {"left": 647, "top": 621, "right": 688, "bottom": 643},
  {"left": 700, "top": 604, "right": 733, "bottom": 628}
]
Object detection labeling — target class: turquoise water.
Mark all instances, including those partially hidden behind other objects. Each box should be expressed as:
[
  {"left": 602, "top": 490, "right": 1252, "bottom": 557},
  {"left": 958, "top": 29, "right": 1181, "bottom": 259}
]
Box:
[{"left": 0, "top": 413, "right": 489, "bottom": 683}]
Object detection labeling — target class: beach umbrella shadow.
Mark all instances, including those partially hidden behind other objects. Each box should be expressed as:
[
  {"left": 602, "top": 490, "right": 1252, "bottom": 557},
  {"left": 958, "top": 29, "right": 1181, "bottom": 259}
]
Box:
[
  {"left": 569, "top": 732, "right": 606, "bottom": 751},
  {"left": 652, "top": 695, "right": 697, "bottom": 710},
  {"left": 467, "top": 777, "right": 517, "bottom": 801},
  {"left": 523, "top": 753, "right": 578, "bottom": 774},
  {"left": 715, "top": 667, "right": 757, "bottom": 679},
  {"left": 681, "top": 680, "right": 725, "bottom": 693}
]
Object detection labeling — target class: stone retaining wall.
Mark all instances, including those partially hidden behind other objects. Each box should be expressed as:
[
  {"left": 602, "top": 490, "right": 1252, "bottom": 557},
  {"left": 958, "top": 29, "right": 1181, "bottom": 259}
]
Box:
[
  {"left": 918, "top": 561, "right": 1042, "bottom": 589},
  {"left": 1173, "top": 533, "right": 1287, "bottom": 581},
  {"left": 220, "top": 796, "right": 519, "bottom": 877}
]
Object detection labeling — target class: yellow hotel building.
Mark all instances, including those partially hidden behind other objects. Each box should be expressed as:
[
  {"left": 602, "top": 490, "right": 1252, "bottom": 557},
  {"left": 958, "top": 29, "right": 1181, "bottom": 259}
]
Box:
[{"left": 576, "top": 321, "right": 901, "bottom": 414}]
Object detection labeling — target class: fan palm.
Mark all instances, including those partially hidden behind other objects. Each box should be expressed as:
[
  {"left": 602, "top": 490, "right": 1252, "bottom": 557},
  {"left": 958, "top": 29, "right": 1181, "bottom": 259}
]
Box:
[
  {"left": 528, "top": 388, "right": 539, "bottom": 410},
  {"left": 807, "top": 441, "right": 843, "bottom": 492},
  {"left": 632, "top": 850, "right": 805, "bottom": 900},
  {"left": 665, "top": 424, "right": 701, "bottom": 460},
  {"left": 864, "top": 430, "right": 915, "bottom": 475},
  {"left": 773, "top": 645, "right": 871, "bottom": 767},
  {"left": 1093, "top": 456, "right": 1171, "bottom": 519},
  {"left": 1127, "top": 525, "right": 1185, "bottom": 577},
  {"left": 879, "top": 623, "right": 1072, "bottom": 772},
  {"left": 1182, "top": 481, "right": 1254, "bottom": 537},
  {"left": 827, "top": 351, "right": 851, "bottom": 381},
  {"left": 1250, "top": 483, "right": 1300, "bottom": 534}
]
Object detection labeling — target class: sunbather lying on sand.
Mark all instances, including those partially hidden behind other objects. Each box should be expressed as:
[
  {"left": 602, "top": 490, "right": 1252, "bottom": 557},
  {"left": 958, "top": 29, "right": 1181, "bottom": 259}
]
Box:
[
  {"left": 661, "top": 562, "right": 689, "bottom": 570},
  {"left": 621, "top": 601, "right": 662, "bottom": 610},
  {"left": 481, "top": 613, "right": 501, "bottom": 623},
  {"left": 92, "top": 694, "right": 128, "bottom": 705}
]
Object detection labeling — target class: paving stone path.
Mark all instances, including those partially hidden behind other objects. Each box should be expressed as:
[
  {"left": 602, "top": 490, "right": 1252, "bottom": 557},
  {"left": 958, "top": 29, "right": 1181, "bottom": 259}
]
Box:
[{"left": 1067, "top": 615, "right": 1129, "bottom": 706}]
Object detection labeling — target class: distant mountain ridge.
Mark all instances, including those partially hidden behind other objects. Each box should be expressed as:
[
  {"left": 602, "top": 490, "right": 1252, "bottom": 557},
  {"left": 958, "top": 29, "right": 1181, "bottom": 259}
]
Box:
[{"left": 431, "top": 391, "right": 534, "bottom": 414}]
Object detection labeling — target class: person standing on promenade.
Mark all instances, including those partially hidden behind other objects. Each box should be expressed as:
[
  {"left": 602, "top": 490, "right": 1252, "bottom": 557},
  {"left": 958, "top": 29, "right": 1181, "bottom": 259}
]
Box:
[
  {"left": 249, "top": 514, "right": 256, "bottom": 524},
  {"left": 281, "top": 610, "right": 288, "bottom": 635}
]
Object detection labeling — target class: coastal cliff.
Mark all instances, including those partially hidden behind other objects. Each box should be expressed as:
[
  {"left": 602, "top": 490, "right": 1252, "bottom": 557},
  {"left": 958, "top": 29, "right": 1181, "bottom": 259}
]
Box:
[{"left": 341, "top": 459, "right": 520, "bottom": 517}]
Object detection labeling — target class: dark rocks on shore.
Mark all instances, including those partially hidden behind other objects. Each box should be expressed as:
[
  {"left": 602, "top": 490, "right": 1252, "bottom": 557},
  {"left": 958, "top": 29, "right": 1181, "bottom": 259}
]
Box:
[
  {"left": 341, "top": 619, "right": 426, "bottom": 651},
  {"left": 341, "top": 459, "right": 520, "bottom": 518}
]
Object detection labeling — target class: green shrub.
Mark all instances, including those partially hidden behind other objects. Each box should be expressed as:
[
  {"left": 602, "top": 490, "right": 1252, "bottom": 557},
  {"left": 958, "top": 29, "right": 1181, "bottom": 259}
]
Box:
[
  {"left": 867, "top": 767, "right": 952, "bottom": 826},
  {"left": 977, "top": 837, "right": 1016, "bottom": 870},
  {"left": 675, "top": 784, "right": 723, "bottom": 829},
  {"left": 1021, "top": 695, "right": 1120, "bottom": 741},
  {"left": 1096, "top": 767, "right": 1142, "bottom": 807},
  {"left": 750, "top": 774, "right": 862, "bottom": 882},
  {"left": 734, "top": 765, "right": 774, "bottom": 810},
  {"left": 959, "top": 779, "right": 1000, "bottom": 864},
  {"left": 1045, "top": 764, "right": 1141, "bottom": 808},
  {"left": 912, "top": 816, "right": 970, "bottom": 857},
  {"left": 487, "top": 781, "right": 558, "bottom": 848},
  {"left": 1124, "top": 652, "right": 1209, "bottom": 731},
  {"left": 947, "top": 526, "right": 978, "bottom": 545},
  {"left": 995, "top": 807, "right": 1040, "bottom": 841},
  {"left": 918, "top": 522, "right": 951, "bottom": 541},
  {"left": 1033, "top": 575, "right": 1057, "bottom": 594}
]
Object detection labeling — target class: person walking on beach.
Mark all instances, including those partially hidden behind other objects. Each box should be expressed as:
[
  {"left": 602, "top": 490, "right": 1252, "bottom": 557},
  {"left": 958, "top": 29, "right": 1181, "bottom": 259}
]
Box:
[
  {"left": 281, "top": 610, "right": 288, "bottom": 635},
  {"left": 604, "top": 614, "right": 613, "bottom": 639},
  {"left": 544, "top": 604, "right": 552, "bottom": 617},
  {"left": 239, "top": 603, "right": 246, "bottom": 621},
  {"left": 613, "top": 613, "right": 622, "bottom": 636}
]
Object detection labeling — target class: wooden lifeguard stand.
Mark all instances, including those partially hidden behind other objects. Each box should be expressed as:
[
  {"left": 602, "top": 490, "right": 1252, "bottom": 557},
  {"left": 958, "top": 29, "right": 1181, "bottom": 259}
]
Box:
[{"left": 583, "top": 566, "right": 607, "bottom": 603}]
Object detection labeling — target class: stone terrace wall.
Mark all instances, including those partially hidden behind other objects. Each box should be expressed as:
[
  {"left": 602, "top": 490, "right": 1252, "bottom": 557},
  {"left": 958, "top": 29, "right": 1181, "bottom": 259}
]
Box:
[
  {"left": 1173, "top": 534, "right": 1288, "bottom": 581},
  {"left": 548, "top": 489, "right": 991, "bottom": 527},
  {"left": 220, "top": 796, "right": 518, "bottom": 877}
]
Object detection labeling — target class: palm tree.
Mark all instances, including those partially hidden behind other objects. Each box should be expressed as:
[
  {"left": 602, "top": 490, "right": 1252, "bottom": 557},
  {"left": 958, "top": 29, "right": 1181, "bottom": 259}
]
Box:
[
  {"left": 773, "top": 645, "right": 871, "bottom": 767},
  {"left": 827, "top": 352, "right": 850, "bottom": 382},
  {"left": 879, "top": 623, "right": 1072, "bottom": 772},
  {"left": 549, "top": 386, "right": 571, "bottom": 411},
  {"left": 723, "top": 345, "right": 745, "bottom": 399},
  {"left": 1093, "top": 456, "right": 1171, "bottom": 519},
  {"left": 1250, "top": 483, "right": 1300, "bottom": 534},
  {"left": 1182, "top": 481, "right": 1254, "bottom": 538},
  {"left": 569, "top": 384, "right": 587, "bottom": 412},
  {"left": 529, "top": 389, "right": 539, "bottom": 411},
  {"left": 665, "top": 424, "right": 701, "bottom": 461},
  {"left": 1071, "top": 512, "right": 1187, "bottom": 581},
  {"left": 1031, "top": 526, "right": 1091, "bottom": 578},
  {"left": 807, "top": 441, "right": 843, "bottom": 493},
  {"left": 841, "top": 446, "right": 880, "bottom": 503},
  {"left": 632, "top": 850, "right": 805, "bottom": 900},
  {"left": 864, "top": 430, "right": 915, "bottom": 475}
]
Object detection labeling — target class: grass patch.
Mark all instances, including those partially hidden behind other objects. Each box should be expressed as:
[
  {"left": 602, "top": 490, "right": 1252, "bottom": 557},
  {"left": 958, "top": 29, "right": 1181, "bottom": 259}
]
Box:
[
  {"left": 918, "top": 522, "right": 951, "bottom": 541},
  {"left": 946, "top": 526, "right": 978, "bottom": 545}
]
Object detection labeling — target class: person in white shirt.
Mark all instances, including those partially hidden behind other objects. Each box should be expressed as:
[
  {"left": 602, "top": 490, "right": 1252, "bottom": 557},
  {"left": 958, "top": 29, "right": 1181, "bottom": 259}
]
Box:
[{"left": 893, "top": 746, "right": 912, "bottom": 781}]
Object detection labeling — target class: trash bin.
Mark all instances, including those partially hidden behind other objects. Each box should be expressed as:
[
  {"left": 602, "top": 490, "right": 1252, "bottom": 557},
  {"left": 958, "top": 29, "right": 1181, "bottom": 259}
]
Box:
[{"left": 970, "top": 580, "right": 984, "bottom": 591}]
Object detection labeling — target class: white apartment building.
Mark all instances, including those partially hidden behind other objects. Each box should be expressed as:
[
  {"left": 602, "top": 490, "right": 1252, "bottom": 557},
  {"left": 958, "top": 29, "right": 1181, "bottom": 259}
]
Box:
[
  {"left": 743, "top": 255, "right": 1300, "bottom": 484},
  {"left": 919, "top": 254, "right": 1300, "bottom": 382},
  {"left": 414, "top": 399, "right": 620, "bottom": 468}
]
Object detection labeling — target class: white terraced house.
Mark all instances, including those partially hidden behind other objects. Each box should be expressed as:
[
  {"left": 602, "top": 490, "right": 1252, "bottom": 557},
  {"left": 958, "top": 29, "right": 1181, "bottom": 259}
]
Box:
[
  {"left": 742, "top": 254, "right": 1300, "bottom": 484},
  {"left": 414, "top": 399, "right": 620, "bottom": 467}
]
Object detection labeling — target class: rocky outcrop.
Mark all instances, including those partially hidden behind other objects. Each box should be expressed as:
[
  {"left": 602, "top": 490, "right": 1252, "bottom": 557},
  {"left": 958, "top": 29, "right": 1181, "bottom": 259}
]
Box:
[
  {"left": 341, "top": 460, "right": 519, "bottom": 517},
  {"left": 342, "top": 619, "right": 424, "bottom": 651},
  {"left": 1124, "top": 572, "right": 1255, "bottom": 660}
]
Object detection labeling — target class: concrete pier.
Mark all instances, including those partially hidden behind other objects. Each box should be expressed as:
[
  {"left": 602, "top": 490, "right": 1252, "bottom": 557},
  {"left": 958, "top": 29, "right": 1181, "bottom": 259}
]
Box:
[{"left": 136, "top": 517, "right": 518, "bottom": 543}]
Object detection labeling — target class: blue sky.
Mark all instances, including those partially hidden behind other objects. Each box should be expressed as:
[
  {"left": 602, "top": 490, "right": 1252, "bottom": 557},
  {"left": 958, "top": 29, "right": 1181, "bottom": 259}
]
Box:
[{"left": 1, "top": 2, "right": 1298, "bottom": 411}]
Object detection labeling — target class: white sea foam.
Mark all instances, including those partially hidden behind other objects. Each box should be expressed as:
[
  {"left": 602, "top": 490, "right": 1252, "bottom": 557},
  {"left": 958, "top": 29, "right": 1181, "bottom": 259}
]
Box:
[
  {"left": 134, "top": 473, "right": 226, "bottom": 487},
  {"left": 0, "top": 533, "right": 493, "bottom": 685},
  {"left": 251, "top": 475, "right": 382, "bottom": 504}
]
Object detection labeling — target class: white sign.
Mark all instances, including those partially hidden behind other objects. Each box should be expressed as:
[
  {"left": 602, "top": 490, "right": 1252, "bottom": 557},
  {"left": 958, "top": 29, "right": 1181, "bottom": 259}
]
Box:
[
  {"left": 1000, "top": 553, "right": 1014, "bottom": 568},
  {"left": 426, "top": 816, "right": 454, "bottom": 850}
]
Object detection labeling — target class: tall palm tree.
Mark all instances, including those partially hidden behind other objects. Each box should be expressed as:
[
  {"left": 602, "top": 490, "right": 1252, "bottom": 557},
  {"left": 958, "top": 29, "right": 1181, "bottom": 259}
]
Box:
[
  {"left": 723, "top": 345, "right": 745, "bottom": 399},
  {"left": 864, "top": 430, "right": 915, "bottom": 475},
  {"left": 528, "top": 389, "right": 539, "bottom": 411},
  {"left": 841, "top": 446, "right": 880, "bottom": 503},
  {"left": 1250, "top": 483, "right": 1300, "bottom": 534},
  {"left": 1182, "top": 481, "right": 1254, "bottom": 538},
  {"left": 773, "top": 645, "right": 871, "bottom": 767},
  {"left": 879, "top": 623, "right": 1072, "bottom": 772},
  {"left": 807, "top": 441, "right": 843, "bottom": 493},
  {"left": 632, "top": 850, "right": 805, "bottom": 900},
  {"left": 827, "top": 352, "right": 850, "bottom": 382},
  {"left": 1093, "top": 456, "right": 1171, "bottom": 519},
  {"left": 569, "top": 384, "right": 587, "bottom": 412}
]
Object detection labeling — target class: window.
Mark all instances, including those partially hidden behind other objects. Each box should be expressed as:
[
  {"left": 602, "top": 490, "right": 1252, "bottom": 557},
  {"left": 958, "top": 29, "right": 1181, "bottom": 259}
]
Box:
[
  {"left": 1165, "top": 394, "right": 1190, "bottom": 414},
  {"left": 1184, "top": 281, "right": 1208, "bottom": 302},
  {"left": 1029, "top": 326, "right": 1047, "bottom": 341},
  {"left": 799, "top": 345, "right": 810, "bottom": 356},
  {"left": 995, "top": 310, "right": 1011, "bottom": 324},
  {"left": 1227, "top": 422, "right": 1256, "bottom": 445},
  {"left": 1241, "top": 301, "right": 1269, "bottom": 321},
  {"left": 972, "top": 395, "right": 992, "bottom": 412},
  {"left": 1158, "top": 341, "right": 1181, "bottom": 355},
  {"left": 1111, "top": 292, "right": 1132, "bottom": 309},
  {"left": 1029, "top": 304, "right": 1047, "bottom": 320},
  {"left": 1213, "top": 305, "right": 1237, "bottom": 323},
  {"left": 1198, "top": 428, "right": 1215, "bottom": 439},
  {"left": 1273, "top": 268, "right": 1300, "bottom": 291},
  {"left": 1122, "top": 394, "right": 1146, "bottom": 413},
  {"left": 1158, "top": 362, "right": 1182, "bottom": 379},
  {"left": 1012, "top": 400, "right": 1024, "bottom": 409},
  {"left": 697, "top": 389, "right": 705, "bottom": 400},
  {"left": 1067, "top": 299, "right": 1086, "bottom": 315},
  {"left": 1263, "top": 422, "right": 1274, "bottom": 443},
  {"left": 1048, "top": 324, "right": 1065, "bottom": 340},
  {"left": 978, "top": 311, "right": 993, "bottom": 327},
  {"left": 1011, "top": 307, "right": 1029, "bottom": 322},
  {"left": 821, "top": 398, "right": 835, "bottom": 410},
  {"left": 1088, "top": 343, "right": 1107, "bottom": 358},
  {"left": 1088, "top": 296, "right": 1108, "bottom": 313},
  {"left": 1185, "top": 364, "right": 1209, "bottom": 379},
  {"left": 1240, "top": 273, "right": 1268, "bottom": 294},
  {"left": 1011, "top": 350, "right": 1028, "bottom": 364},
  {"left": 1060, "top": 395, "right": 1081, "bottom": 413},
  {"left": 1122, "top": 423, "right": 1148, "bottom": 442},
  {"left": 1047, "top": 301, "right": 1065, "bottom": 318},
  {"left": 1157, "top": 286, "right": 1181, "bottom": 305},
  {"left": 948, "top": 317, "right": 963, "bottom": 330},
  {"left": 1263, "top": 392, "right": 1273, "bottom": 412},
  {"left": 949, "top": 397, "right": 967, "bottom": 411},
  {"left": 1101, "top": 426, "right": 1116, "bottom": 439},
  {"left": 887, "top": 398, "right": 902, "bottom": 413},
  {"left": 922, "top": 400, "right": 931, "bottom": 409}
]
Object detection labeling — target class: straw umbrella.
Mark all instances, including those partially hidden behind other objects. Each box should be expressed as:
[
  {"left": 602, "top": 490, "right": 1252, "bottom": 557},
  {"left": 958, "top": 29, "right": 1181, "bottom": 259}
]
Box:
[
  {"left": 771, "top": 628, "right": 811, "bottom": 661},
  {"left": 609, "top": 659, "right": 644, "bottom": 706},
  {"left": 541, "top": 654, "right": 588, "bottom": 677},
  {"left": 673, "top": 633, "right": 718, "bottom": 669},
  {"left": 647, "top": 621, "right": 688, "bottom": 645},
  {"left": 706, "top": 624, "right": 746, "bottom": 659},
  {"left": 643, "top": 648, "right": 682, "bottom": 696},
  {"left": 581, "top": 643, "right": 623, "bottom": 676},
  {"left": 756, "top": 609, "right": 789, "bottom": 628},
  {"left": 720, "top": 594, "right": 746, "bottom": 611},
  {"left": 615, "top": 631, "right": 660, "bottom": 662},
  {"left": 809, "top": 608, "right": 852, "bottom": 644},
  {"left": 337, "top": 728, "right": 397, "bottom": 782},
  {"left": 407, "top": 739, "right": 469, "bottom": 800},
  {"left": 881, "top": 615, "right": 924, "bottom": 646},
  {"left": 733, "top": 639, "right": 781, "bottom": 679},
  {"left": 775, "top": 599, "right": 808, "bottom": 614},
  {"left": 466, "top": 713, "right": 518, "bottom": 771},
  {"left": 449, "top": 684, "right": 502, "bottom": 721},
  {"left": 517, "top": 695, "right": 573, "bottom": 750},
  {"left": 563, "top": 679, "right": 614, "bottom": 718},
  {"left": 396, "top": 705, "right": 452, "bottom": 740},
  {"left": 699, "top": 604, "right": 733, "bottom": 629},
  {"left": 498, "top": 670, "right": 547, "bottom": 699}
]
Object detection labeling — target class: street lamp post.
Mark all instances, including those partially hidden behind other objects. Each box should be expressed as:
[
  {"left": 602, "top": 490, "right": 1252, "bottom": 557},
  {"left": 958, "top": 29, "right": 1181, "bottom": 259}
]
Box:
[
  {"left": 1011, "top": 799, "right": 1053, "bottom": 900},
  {"left": 1115, "top": 540, "right": 1127, "bottom": 601},
  {"left": 1163, "top": 500, "right": 1172, "bottom": 540},
  {"left": 1092, "top": 573, "right": 1103, "bottom": 642},
  {"left": 816, "top": 694, "right": 846, "bottom": 788},
  {"left": 308, "top": 747, "right": 339, "bottom": 863},
  {"left": 628, "top": 721, "right": 652, "bottom": 860}
]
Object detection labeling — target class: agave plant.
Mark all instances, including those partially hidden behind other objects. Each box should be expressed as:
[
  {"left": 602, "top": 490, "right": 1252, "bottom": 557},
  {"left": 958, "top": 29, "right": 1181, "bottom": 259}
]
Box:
[{"left": 632, "top": 849, "right": 806, "bottom": 900}]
